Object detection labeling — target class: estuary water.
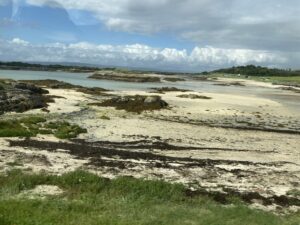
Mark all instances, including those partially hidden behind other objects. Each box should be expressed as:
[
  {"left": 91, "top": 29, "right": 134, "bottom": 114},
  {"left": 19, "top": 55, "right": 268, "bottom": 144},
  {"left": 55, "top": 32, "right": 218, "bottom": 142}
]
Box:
[
  {"left": 0, "top": 69, "right": 276, "bottom": 93},
  {"left": 0, "top": 69, "right": 299, "bottom": 112}
]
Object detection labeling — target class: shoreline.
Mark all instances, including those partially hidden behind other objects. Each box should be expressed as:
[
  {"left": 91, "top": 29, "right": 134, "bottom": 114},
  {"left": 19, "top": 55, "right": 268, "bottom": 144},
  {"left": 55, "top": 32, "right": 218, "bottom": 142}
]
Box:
[{"left": 0, "top": 77, "right": 299, "bottom": 214}]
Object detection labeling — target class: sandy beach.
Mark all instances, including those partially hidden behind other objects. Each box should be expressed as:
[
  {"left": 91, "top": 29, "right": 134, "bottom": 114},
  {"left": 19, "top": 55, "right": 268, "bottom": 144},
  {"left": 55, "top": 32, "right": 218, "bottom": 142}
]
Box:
[{"left": 0, "top": 76, "right": 299, "bottom": 214}]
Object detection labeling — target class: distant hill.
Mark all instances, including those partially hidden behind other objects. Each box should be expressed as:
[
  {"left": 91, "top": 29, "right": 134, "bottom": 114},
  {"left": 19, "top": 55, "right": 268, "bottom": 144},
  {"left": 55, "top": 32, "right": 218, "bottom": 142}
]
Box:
[
  {"left": 0, "top": 61, "right": 100, "bottom": 72},
  {"left": 0, "top": 61, "right": 199, "bottom": 75},
  {"left": 209, "top": 65, "right": 300, "bottom": 77}
]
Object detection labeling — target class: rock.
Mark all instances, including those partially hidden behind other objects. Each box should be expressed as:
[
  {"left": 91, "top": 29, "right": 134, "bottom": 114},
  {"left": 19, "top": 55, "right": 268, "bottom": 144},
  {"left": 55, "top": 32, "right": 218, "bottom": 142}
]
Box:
[
  {"left": 89, "top": 71, "right": 161, "bottom": 83},
  {"left": 93, "top": 95, "right": 168, "bottom": 113},
  {"left": 144, "top": 96, "right": 161, "bottom": 104},
  {"left": 177, "top": 94, "right": 212, "bottom": 100},
  {"left": 151, "top": 87, "right": 189, "bottom": 94},
  {"left": 13, "top": 82, "right": 49, "bottom": 94},
  {"left": 144, "top": 96, "right": 168, "bottom": 107},
  {"left": 0, "top": 82, "right": 51, "bottom": 114}
]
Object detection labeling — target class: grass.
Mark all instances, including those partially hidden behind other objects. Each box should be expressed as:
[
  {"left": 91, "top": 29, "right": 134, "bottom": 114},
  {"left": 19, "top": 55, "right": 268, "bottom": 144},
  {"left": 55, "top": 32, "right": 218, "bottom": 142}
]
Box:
[
  {"left": 45, "top": 121, "right": 87, "bottom": 139},
  {"left": 0, "top": 170, "right": 299, "bottom": 225},
  {"left": 0, "top": 116, "right": 87, "bottom": 139},
  {"left": 212, "top": 73, "right": 300, "bottom": 86},
  {"left": 265, "top": 76, "right": 300, "bottom": 85},
  {"left": 287, "top": 189, "right": 300, "bottom": 198},
  {"left": 0, "top": 120, "right": 33, "bottom": 137}
]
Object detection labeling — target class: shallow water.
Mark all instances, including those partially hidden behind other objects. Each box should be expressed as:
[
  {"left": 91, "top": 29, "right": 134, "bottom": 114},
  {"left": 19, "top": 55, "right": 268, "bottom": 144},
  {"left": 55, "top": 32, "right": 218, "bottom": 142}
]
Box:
[
  {"left": 0, "top": 69, "right": 299, "bottom": 112},
  {"left": 0, "top": 69, "right": 276, "bottom": 93}
]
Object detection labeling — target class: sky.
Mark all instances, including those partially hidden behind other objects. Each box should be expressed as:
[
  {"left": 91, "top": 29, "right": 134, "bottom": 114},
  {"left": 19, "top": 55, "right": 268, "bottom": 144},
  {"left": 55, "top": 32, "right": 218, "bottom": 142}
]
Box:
[{"left": 0, "top": 0, "right": 299, "bottom": 72}]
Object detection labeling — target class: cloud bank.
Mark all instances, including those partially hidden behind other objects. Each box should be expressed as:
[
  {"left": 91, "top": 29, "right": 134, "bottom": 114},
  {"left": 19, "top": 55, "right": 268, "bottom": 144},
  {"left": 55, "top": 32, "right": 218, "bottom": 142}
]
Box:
[{"left": 0, "top": 38, "right": 286, "bottom": 71}]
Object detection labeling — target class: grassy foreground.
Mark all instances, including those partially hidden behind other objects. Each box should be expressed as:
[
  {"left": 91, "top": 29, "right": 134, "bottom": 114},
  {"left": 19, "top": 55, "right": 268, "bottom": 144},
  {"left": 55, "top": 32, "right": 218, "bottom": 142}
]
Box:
[{"left": 0, "top": 170, "right": 299, "bottom": 225}]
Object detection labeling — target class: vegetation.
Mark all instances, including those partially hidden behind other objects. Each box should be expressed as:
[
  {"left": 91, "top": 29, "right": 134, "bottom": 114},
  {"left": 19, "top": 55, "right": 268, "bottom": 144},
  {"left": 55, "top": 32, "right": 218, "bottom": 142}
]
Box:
[
  {"left": 0, "top": 170, "right": 298, "bottom": 225},
  {"left": 0, "top": 61, "right": 181, "bottom": 76},
  {"left": 261, "top": 76, "right": 300, "bottom": 86},
  {"left": 0, "top": 61, "right": 98, "bottom": 72},
  {"left": 210, "top": 65, "right": 300, "bottom": 77},
  {"left": 91, "top": 95, "right": 168, "bottom": 113},
  {"left": 0, "top": 116, "right": 86, "bottom": 139},
  {"left": 212, "top": 73, "right": 300, "bottom": 86},
  {"left": 0, "top": 120, "right": 33, "bottom": 137},
  {"left": 45, "top": 121, "right": 87, "bottom": 139},
  {"left": 287, "top": 189, "right": 300, "bottom": 198}
]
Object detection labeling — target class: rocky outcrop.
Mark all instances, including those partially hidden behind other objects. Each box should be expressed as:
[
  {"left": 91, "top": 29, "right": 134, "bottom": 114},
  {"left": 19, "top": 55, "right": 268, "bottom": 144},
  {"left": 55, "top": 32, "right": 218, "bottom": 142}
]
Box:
[
  {"left": 12, "top": 83, "right": 49, "bottom": 94},
  {"left": 90, "top": 95, "right": 168, "bottom": 113},
  {"left": 150, "top": 87, "right": 189, "bottom": 94},
  {"left": 22, "top": 80, "right": 110, "bottom": 96},
  {"left": 0, "top": 82, "right": 51, "bottom": 114},
  {"left": 177, "top": 94, "right": 212, "bottom": 99},
  {"left": 89, "top": 71, "right": 161, "bottom": 83}
]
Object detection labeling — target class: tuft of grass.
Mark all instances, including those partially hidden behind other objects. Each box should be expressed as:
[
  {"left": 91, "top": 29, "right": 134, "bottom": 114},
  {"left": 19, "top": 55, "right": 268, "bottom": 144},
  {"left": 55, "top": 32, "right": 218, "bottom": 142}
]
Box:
[
  {"left": 287, "top": 189, "right": 300, "bottom": 198},
  {"left": 0, "top": 120, "right": 33, "bottom": 137},
  {"left": 0, "top": 116, "right": 86, "bottom": 139},
  {"left": 46, "top": 121, "right": 87, "bottom": 139},
  {"left": 0, "top": 170, "right": 299, "bottom": 225},
  {"left": 19, "top": 116, "right": 47, "bottom": 125}
]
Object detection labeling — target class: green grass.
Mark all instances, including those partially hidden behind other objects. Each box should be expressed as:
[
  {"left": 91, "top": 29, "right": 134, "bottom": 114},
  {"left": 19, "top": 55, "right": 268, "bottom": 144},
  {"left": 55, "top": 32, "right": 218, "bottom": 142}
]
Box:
[
  {"left": 287, "top": 189, "right": 300, "bottom": 198},
  {"left": 45, "top": 121, "right": 87, "bottom": 139},
  {"left": 212, "top": 73, "right": 300, "bottom": 86},
  {"left": 264, "top": 76, "right": 300, "bottom": 85},
  {"left": 0, "top": 120, "right": 33, "bottom": 137},
  {"left": 20, "top": 116, "right": 47, "bottom": 125},
  {"left": 0, "top": 170, "right": 299, "bottom": 225},
  {"left": 0, "top": 116, "right": 87, "bottom": 139}
]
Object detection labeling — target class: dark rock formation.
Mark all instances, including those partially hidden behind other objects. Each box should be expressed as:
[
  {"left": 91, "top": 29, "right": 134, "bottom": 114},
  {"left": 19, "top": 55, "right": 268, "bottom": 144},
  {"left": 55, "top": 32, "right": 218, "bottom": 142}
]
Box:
[
  {"left": 163, "top": 77, "right": 185, "bottom": 82},
  {"left": 177, "top": 94, "right": 212, "bottom": 99},
  {"left": 22, "top": 79, "right": 110, "bottom": 96},
  {"left": 89, "top": 71, "right": 161, "bottom": 83},
  {"left": 90, "top": 95, "right": 168, "bottom": 113},
  {"left": 0, "top": 82, "right": 51, "bottom": 114},
  {"left": 12, "top": 83, "right": 49, "bottom": 94},
  {"left": 150, "top": 87, "right": 189, "bottom": 94}
]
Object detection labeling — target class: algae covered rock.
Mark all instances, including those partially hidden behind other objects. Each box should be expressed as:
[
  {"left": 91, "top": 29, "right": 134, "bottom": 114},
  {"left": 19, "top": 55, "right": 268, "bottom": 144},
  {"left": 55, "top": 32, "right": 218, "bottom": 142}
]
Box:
[{"left": 91, "top": 95, "right": 168, "bottom": 113}]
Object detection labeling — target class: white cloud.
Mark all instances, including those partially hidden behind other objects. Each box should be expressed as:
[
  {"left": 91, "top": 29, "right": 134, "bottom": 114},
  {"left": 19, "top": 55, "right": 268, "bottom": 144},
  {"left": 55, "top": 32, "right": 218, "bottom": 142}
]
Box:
[
  {"left": 11, "top": 37, "right": 29, "bottom": 45},
  {"left": 20, "top": 0, "right": 300, "bottom": 52},
  {"left": 0, "top": 38, "right": 287, "bottom": 71},
  {"left": 190, "top": 47, "right": 285, "bottom": 65}
]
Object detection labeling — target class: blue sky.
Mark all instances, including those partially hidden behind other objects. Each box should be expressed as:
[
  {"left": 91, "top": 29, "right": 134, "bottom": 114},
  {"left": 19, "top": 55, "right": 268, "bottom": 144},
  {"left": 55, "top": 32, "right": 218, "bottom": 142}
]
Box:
[{"left": 0, "top": 0, "right": 299, "bottom": 71}]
